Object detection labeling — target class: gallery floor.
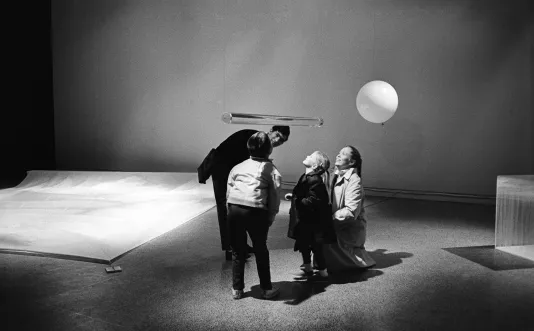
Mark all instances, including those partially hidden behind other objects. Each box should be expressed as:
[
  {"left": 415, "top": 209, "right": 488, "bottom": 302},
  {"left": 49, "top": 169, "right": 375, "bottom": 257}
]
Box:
[{"left": 1, "top": 173, "right": 533, "bottom": 331}]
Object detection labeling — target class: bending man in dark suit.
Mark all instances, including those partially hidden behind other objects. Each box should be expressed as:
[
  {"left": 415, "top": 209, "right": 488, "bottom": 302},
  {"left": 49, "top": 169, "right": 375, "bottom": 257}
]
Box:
[{"left": 209, "top": 126, "right": 290, "bottom": 260}]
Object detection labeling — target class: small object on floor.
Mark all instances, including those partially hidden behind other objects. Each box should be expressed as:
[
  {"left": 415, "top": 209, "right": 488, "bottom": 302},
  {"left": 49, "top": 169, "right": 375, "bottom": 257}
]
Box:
[
  {"left": 284, "top": 193, "right": 293, "bottom": 200},
  {"left": 262, "top": 287, "right": 280, "bottom": 300},
  {"left": 105, "top": 266, "right": 123, "bottom": 273},
  {"left": 232, "top": 289, "right": 244, "bottom": 300},
  {"left": 247, "top": 245, "right": 254, "bottom": 255}
]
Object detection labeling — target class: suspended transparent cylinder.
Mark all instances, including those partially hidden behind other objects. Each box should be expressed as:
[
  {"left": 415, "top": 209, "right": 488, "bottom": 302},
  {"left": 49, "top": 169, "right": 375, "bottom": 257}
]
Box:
[{"left": 221, "top": 112, "right": 324, "bottom": 127}]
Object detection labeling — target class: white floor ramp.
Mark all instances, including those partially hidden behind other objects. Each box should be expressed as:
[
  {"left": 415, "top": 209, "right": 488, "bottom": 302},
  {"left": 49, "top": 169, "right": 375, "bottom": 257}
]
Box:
[{"left": 0, "top": 171, "right": 215, "bottom": 264}]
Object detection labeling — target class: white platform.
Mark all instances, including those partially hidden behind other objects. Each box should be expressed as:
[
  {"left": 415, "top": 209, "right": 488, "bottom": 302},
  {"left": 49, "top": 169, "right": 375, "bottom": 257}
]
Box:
[
  {"left": 495, "top": 175, "right": 534, "bottom": 262},
  {"left": 0, "top": 171, "right": 215, "bottom": 263},
  {"left": 496, "top": 245, "right": 534, "bottom": 262}
]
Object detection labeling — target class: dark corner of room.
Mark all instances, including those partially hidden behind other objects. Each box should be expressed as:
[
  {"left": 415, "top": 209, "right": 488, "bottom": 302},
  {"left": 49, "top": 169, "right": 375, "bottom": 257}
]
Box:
[{"left": 1, "top": 0, "right": 55, "bottom": 189}]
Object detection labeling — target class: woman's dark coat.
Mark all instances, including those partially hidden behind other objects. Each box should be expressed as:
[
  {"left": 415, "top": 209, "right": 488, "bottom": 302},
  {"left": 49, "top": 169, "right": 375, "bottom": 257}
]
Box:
[{"left": 287, "top": 170, "right": 336, "bottom": 251}]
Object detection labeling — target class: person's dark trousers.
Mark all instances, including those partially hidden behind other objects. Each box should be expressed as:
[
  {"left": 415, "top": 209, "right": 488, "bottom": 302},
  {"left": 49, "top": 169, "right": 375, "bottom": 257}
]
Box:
[
  {"left": 301, "top": 242, "right": 326, "bottom": 270},
  {"left": 212, "top": 173, "right": 231, "bottom": 252},
  {"left": 228, "top": 203, "right": 272, "bottom": 291}
]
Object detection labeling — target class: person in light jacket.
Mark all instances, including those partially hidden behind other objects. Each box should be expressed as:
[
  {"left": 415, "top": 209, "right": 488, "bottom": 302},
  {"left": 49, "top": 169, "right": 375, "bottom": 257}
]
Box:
[{"left": 226, "top": 131, "right": 282, "bottom": 300}]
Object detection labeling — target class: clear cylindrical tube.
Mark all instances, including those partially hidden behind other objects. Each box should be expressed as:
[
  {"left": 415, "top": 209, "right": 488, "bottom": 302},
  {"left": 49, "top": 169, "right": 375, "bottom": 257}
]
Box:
[{"left": 221, "top": 112, "right": 324, "bottom": 127}]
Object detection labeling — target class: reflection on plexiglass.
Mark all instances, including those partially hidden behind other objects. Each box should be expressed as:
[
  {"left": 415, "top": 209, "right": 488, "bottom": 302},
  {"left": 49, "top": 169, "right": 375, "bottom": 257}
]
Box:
[{"left": 221, "top": 112, "right": 324, "bottom": 127}]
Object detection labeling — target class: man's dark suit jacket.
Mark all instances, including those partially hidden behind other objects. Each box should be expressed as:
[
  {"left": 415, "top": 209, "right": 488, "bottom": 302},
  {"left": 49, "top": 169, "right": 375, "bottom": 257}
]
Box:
[{"left": 197, "top": 129, "right": 258, "bottom": 184}]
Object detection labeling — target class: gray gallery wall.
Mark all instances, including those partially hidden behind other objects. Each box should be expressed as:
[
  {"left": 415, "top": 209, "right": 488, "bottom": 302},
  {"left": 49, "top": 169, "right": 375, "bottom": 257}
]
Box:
[{"left": 51, "top": 0, "right": 533, "bottom": 197}]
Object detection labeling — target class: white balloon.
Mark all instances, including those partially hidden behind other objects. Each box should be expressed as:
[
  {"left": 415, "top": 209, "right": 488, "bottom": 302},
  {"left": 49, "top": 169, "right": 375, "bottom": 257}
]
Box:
[{"left": 356, "top": 80, "right": 399, "bottom": 123}]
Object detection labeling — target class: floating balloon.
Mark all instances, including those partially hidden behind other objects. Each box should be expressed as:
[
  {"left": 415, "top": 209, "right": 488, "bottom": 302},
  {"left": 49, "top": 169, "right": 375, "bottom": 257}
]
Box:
[
  {"left": 356, "top": 80, "right": 399, "bottom": 124},
  {"left": 221, "top": 112, "right": 324, "bottom": 127}
]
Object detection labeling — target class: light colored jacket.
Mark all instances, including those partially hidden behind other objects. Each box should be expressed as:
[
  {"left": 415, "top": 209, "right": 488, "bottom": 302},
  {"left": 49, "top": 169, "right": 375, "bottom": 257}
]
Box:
[
  {"left": 331, "top": 167, "right": 367, "bottom": 248},
  {"left": 332, "top": 167, "right": 365, "bottom": 222},
  {"left": 227, "top": 157, "right": 282, "bottom": 218}
]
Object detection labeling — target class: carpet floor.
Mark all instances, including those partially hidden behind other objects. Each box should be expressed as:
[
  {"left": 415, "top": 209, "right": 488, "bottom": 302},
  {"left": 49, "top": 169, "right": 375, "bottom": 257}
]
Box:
[{"left": 2, "top": 194, "right": 533, "bottom": 331}]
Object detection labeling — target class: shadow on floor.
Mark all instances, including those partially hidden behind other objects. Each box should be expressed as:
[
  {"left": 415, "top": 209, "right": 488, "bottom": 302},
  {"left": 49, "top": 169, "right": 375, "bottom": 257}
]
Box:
[
  {"left": 1, "top": 263, "right": 73, "bottom": 331},
  {"left": 368, "top": 248, "right": 414, "bottom": 269},
  {"left": 443, "top": 245, "right": 534, "bottom": 271},
  {"left": 246, "top": 269, "right": 384, "bottom": 305},
  {"left": 237, "top": 248, "right": 412, "bottom": 305}
]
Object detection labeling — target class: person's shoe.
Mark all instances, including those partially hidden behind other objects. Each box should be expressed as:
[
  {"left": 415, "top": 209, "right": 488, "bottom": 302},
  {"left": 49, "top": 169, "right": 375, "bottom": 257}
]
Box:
[
  {"left": 232, "top": 289, "right": 244, "bottom": 300},
  {"left": 307, "top": 270, "right": 329, "bottom": 282},
  {"left": 300, "top": 263, "right": 313, "bottom": 273},
  {"left": 226, "top": 249, "right": 251, "bottom": 261},
  {"left": 261, "top": 287, "right": 280, "bottom": 300}
]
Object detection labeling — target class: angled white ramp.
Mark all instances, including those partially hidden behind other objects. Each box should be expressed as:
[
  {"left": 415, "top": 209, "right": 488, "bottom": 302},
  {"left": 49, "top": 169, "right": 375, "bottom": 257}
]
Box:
[{"left": 0, "top": 171, "right": 215, "bottom": 264}]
